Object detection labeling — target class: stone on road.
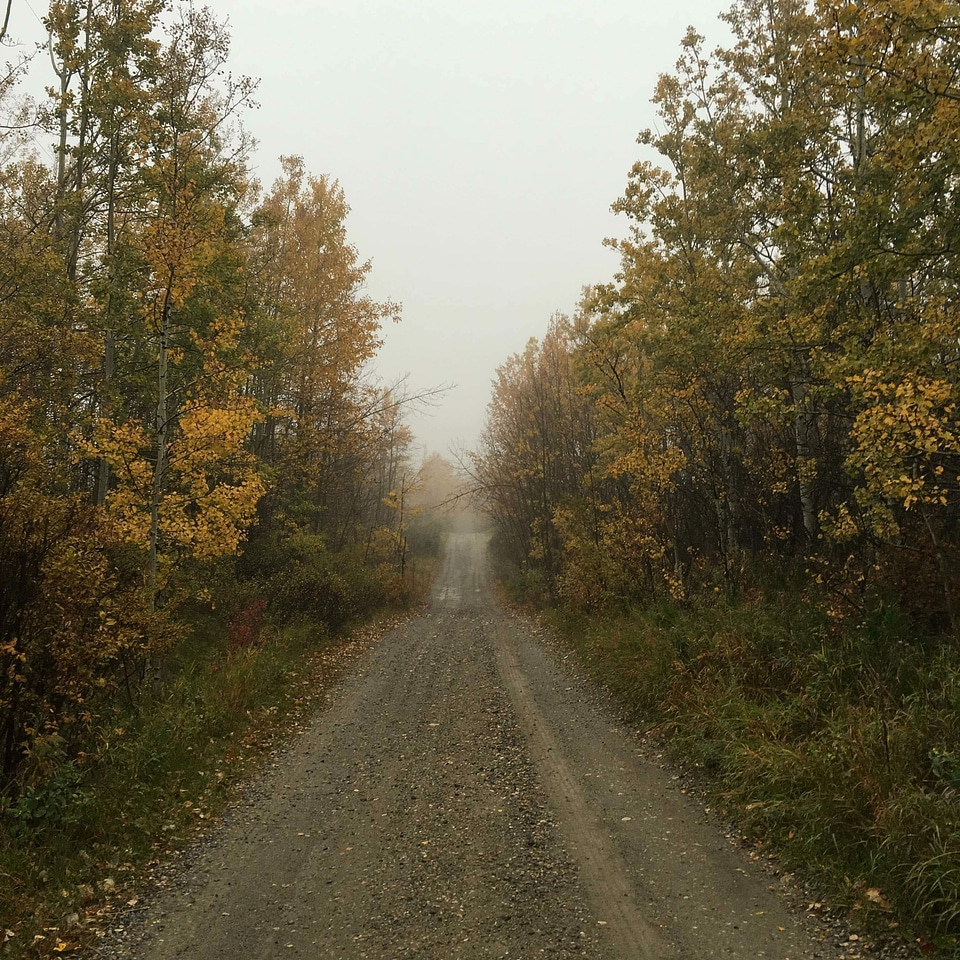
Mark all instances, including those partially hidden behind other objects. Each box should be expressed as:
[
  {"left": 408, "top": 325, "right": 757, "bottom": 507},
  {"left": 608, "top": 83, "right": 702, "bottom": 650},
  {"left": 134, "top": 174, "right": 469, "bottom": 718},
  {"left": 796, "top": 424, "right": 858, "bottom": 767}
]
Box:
[{"left": 97, "top": 533, "right": 832, "bottom": 959}]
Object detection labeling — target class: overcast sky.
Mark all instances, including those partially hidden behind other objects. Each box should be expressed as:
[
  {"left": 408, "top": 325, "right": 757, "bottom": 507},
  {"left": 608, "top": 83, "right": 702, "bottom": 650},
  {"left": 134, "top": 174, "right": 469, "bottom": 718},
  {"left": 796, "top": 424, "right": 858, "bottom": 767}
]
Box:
[
  {"left": 225, "top": 0, "right": 738, "bottom": 458},
  {"left": 11, "top": 0, "right": 732, "bottom": 457}
]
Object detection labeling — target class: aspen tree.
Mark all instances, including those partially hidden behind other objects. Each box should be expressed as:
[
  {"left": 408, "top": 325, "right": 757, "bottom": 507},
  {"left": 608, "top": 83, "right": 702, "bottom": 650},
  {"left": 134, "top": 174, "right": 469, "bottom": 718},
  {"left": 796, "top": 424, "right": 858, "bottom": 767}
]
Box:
[{"left": 246, "top": 156, "right": 399, "bottom": 547}]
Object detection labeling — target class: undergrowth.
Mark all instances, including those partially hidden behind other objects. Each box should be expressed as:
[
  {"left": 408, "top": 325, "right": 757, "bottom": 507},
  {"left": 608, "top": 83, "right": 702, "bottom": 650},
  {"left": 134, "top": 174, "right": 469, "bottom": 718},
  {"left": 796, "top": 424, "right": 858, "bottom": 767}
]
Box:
[
  {"left": 543, "top": 588, "right": 960, "bottom": 957},
  {"left": 0, "top": 555, "right": 435, "bottom": 959}
]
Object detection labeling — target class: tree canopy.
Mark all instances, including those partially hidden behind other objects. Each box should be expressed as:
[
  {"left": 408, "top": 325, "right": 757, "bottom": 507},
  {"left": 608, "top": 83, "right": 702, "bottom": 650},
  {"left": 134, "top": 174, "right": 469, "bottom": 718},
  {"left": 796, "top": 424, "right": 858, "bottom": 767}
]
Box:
[
  {"left": 0, "top": 0, "right": 416, "bottom": 788},
  {"left": 476, "top": 0, "right": 960, "bottom": 630}
]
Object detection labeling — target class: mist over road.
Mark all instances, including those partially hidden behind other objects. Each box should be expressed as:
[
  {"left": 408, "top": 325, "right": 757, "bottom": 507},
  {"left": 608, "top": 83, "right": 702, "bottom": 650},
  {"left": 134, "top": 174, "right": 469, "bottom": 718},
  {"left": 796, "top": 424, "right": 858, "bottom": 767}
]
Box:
[{"left": 99, "top": 534, "right": 833, "bottom": 959}]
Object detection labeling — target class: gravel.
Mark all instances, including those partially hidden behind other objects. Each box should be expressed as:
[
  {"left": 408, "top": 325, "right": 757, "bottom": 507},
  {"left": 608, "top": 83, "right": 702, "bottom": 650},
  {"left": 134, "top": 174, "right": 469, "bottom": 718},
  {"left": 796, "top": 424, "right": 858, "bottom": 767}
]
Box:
[{"left": 91, "top": 533, "right": 923, "bottom": 960}]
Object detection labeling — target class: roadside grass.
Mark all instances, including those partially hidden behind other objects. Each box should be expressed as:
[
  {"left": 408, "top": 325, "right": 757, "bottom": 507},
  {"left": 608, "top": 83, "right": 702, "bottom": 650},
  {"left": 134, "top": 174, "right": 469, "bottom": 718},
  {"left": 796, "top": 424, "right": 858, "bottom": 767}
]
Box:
[
  {"left": 542, "top": 589, "right": 960, "bottom": 956},
  {"left": 0, "top": 560, "right": 436, "bottom": 959}
]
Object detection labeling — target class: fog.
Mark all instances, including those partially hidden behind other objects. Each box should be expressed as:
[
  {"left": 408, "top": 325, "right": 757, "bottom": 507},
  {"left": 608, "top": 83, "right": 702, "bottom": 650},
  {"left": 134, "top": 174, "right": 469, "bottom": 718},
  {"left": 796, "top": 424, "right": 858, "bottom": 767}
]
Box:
[{"left": 6, "top": 0, "right": 732, "bottom": 456}]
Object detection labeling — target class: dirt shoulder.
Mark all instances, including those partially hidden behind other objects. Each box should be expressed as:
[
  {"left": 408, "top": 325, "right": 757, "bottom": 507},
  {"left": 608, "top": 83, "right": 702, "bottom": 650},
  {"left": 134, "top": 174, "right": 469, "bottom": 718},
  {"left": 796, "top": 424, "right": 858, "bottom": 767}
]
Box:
[{"left": 94, "top": 534, "right": 858, "bottom": 958}]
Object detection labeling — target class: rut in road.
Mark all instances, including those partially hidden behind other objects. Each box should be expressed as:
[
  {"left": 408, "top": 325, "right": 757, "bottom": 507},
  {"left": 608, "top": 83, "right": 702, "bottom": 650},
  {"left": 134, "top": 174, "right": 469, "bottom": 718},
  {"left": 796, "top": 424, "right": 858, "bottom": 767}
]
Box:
[{"left": 99, "top": 533, "right": 834, "bottom": 960}]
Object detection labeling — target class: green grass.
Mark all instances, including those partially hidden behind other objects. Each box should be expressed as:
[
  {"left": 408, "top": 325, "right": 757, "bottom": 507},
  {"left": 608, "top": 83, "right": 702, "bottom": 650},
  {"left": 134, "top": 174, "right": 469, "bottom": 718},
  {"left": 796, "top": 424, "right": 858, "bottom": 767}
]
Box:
[{"left": 544, "top": 589, "right": 960, "bottom": 956}]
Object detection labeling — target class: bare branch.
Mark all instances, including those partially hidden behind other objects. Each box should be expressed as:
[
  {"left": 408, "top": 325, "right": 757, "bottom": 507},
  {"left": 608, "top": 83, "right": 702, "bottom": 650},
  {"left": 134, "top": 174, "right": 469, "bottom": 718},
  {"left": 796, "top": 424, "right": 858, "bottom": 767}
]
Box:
[{"left": 0, "top": 0, "right": 12, "bottom": 44}]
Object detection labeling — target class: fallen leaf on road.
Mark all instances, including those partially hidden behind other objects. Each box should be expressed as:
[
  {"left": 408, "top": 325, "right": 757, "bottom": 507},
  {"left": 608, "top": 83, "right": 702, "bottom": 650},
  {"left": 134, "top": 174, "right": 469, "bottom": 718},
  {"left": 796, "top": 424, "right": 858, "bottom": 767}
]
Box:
[{"left": 864, "top": 888, "right": 892, "bottom": 910}]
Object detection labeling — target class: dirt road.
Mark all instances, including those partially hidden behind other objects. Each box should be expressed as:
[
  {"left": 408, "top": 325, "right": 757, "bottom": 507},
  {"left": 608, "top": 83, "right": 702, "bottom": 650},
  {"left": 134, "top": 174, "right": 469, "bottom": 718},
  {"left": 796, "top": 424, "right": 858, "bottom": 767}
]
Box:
[{"left": 98, "top": 533, "right": 837, "bottom": 959}]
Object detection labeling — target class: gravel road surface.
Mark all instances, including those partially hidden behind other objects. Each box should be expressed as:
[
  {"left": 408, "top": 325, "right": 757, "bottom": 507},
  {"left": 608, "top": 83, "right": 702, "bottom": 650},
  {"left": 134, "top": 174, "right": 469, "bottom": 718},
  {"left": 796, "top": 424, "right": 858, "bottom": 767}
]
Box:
[{"left": 96, "top": 533, "right": 845, "bottom": 959}]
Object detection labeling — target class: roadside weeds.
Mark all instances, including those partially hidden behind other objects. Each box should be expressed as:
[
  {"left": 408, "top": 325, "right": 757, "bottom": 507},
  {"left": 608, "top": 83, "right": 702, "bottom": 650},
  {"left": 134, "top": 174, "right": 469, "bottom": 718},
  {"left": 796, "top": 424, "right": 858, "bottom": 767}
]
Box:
[{"left": 0, "top": 610, "right": 417, "bottom": 960}]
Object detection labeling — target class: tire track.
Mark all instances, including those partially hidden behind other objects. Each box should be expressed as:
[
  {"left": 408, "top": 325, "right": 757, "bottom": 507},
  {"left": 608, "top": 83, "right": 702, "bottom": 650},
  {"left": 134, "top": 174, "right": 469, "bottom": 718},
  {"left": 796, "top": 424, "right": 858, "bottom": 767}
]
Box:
[
  {"left": 493, "top": 615, "right": 676, "bottom": 959},
  {"left": 95, "top": 532, "right": 836, "bottom": 960}
]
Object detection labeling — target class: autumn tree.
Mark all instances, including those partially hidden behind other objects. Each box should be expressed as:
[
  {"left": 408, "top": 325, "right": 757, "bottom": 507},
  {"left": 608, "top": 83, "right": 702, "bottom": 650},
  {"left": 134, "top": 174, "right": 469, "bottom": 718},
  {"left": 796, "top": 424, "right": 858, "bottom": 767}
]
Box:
[
  {"left": 402, "top": 453, "right": 481, "bottom": 557},
  {"left": 483, "top": 0, "right": 960, "bottom": 628},
  {"left": 245, "top": 156, "right": 401, "bottom": 548},
  {"left": 0, "top": 0, "right": 416, "bottom": 793},
  {"left": 0, "top": 152, "right": 159, "bottom": 785},
  {"left": 41, "top": 0, "right": 166, "bottom": 503},
  {"left": 73, "top": 4, "right": 264, "bottom": 620},
  {"left": 475, "top": 315, "right": 597, "bottom": 601},
  {"left": 813, "top": 0, "right": 960, "bottom": 624}
]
